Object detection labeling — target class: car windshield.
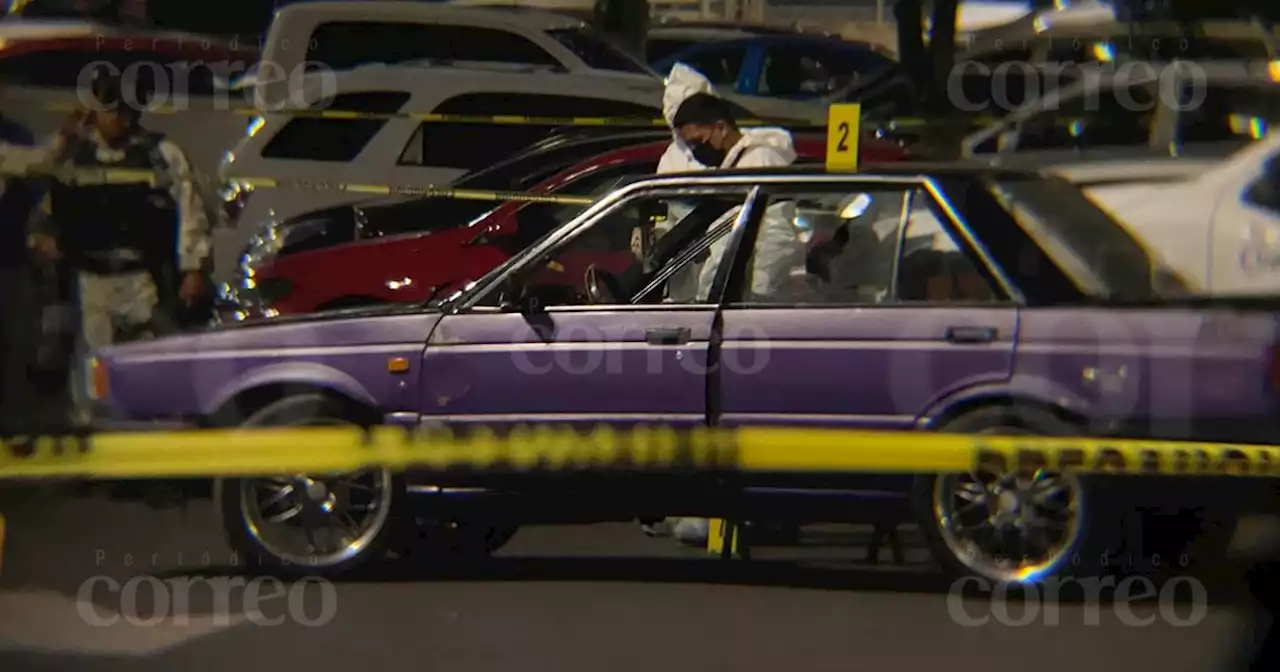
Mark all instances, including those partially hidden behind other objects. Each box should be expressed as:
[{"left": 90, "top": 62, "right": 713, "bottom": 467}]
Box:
[
  {"left": 546, "top": 28, "right": 653, "bottom": 74},
  {"left": 986, "top": 175, "right": 1165, "bottom": 300}
]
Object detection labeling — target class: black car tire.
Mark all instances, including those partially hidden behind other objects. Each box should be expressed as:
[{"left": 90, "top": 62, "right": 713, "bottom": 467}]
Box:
[
  {"left": 912, "top": 403, "right": 1120, "bottom": 586},
  {"left": 218, "top": 393, "right": 409, "bottom": 578}
]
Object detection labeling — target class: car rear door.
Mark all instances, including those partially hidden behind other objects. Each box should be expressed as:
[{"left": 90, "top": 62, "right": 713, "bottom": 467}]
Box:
[{"left": 713, "top": 178, "right": 1019, "bottom": 432}]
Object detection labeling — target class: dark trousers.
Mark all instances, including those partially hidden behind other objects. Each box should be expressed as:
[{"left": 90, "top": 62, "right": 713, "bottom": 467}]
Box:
[{"left": 0, "top": 265, "right": 40, "bottom": 430}]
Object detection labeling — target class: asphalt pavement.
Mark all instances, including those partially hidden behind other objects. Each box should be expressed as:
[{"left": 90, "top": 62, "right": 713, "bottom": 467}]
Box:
[{"left": 0, "top": 492, "right": 1260, "bottom": 672}]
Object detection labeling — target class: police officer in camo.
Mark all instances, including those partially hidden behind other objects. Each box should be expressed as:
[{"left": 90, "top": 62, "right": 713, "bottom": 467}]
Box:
[{"left": 29, "top": 69, "right": 210, "bottom": 419}]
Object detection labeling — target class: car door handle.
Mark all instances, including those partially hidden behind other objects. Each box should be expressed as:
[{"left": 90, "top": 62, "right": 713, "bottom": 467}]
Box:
[
  {"left": 646, "top": 327, "right": 691, "bottom": 345},
  {"left": 945, "top": 326, "right": 997, "bottom": 344}
]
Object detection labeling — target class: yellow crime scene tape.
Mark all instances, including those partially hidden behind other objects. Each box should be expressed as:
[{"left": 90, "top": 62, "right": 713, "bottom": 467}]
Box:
[
  {"left": 3, "top": 425, "right": 1280, "bottom": 480},
  {"left": 2, "top": 426, "right": 1278, "bottom": 564},
  {"left": 44, "top": 100, "right": 998, "bottom": 129},
  {"left": 0, "top": 103, "right": 877, "bottom": 201},
  {"left": 0, "top": 162, "right": 600, "bottom": 206}
]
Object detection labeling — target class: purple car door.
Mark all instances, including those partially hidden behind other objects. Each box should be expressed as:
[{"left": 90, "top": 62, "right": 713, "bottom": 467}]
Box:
[
  {"left": 715, "top": 180, "right": 1018, "bottom": 429},
  {"left": 416, "top": 187, "right": 755, "bottom": 430}
]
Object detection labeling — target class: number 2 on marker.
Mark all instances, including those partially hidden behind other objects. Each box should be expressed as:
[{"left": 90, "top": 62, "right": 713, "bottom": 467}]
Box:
[{"left": 825, "top": 103, "right": 860, "bottom": 171}]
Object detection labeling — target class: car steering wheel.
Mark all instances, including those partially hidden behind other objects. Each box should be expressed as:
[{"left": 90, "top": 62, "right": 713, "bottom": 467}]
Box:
[{"left": 584, "top": 265, "right": 623, "bottom": 305}]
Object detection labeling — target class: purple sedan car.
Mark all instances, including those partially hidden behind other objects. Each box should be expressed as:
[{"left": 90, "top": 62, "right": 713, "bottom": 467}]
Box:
[{"left": 89, "top": 164, "right": 1279, "bottom": 581}]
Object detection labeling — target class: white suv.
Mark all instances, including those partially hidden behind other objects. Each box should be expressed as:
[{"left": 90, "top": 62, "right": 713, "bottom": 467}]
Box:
[{"left": 215, "top": 63, "right": 670, "bottom": 281}]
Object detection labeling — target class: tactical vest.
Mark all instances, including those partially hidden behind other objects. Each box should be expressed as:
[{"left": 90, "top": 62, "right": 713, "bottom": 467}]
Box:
[{"left": 51, "top": 131, "right": 178, "bottom": 276}]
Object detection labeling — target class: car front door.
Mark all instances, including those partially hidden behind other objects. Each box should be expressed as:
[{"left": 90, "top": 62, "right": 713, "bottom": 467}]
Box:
[
  {"left": 415, "top": 185, "right": 753, "bottom": 431},
  {"left": 714, "top": 178, "right": 1019, "bottom": 431}
]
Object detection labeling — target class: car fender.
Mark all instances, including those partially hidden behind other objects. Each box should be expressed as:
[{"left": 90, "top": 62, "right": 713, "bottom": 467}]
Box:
[
  {"left": 919, "top": 375, "right": 1092, "bottom": 428},
  {"left": 203, "top": 361, "right": 378, "bottom": 417}
]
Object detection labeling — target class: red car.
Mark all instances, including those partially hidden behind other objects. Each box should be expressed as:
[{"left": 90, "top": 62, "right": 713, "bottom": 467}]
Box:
[{"left": 230, "top": 131, "right": 907, "bottom": 316}]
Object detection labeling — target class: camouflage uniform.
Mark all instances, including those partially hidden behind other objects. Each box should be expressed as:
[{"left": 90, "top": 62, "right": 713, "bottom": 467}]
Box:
[{"left": 31, "top": 128, "right": 210, "bottom": 417}]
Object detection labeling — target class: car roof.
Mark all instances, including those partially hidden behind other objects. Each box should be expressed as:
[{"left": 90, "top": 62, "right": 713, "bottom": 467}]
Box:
[
  {"left": 290, "top": 63, "right": 661, "bottom": 100},
  {"left": 969, "top": 16, "right": 1277, "bottom": 47},
  {"left": 667, "top": 33, "right": 871, "bottom": 53},
  {"left": 647, "top": 27, "right": 755, "bottom": 40},
  {"left": 642, "top": 161, "right": 1042, "bottom": 182},
  {"left": 0, "top": 17, "right": 243, "bottom": 46},
  {"left": 272, "top": 1, "right": 586, "bottom": 31}
]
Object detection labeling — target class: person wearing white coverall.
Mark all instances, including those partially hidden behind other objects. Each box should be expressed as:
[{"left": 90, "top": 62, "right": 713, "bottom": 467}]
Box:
[{"left": 650, "top": 66, "right": 804, "bottom": 545}]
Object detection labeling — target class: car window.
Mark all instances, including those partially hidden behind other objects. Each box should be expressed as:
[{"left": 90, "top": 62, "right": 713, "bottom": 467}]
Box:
[
  {"left": 399, "top": 94, "right": 661, "bottom": 171},
  {"left": 0, "top": 43, "right": 236, "bottom": 94},
  {"left": 474, "top": 189, "right": 751, "bottom": 308},
  {"left": 1176, "top": 82, "right": 1280, "bottom": 145},
  {"left": 646, "top": 38, "right": 698, "bottom": 64},
  {"left": 729, "top": 185, "right": 999, "bottom": 305},
  {"left": 988, "top": 175, "right": 1158, "bottom": 300},
  {"left": 501, "top": 160, "right": 661, "bottom": 250},
  {"left": 307, "top": 22, "right": 561, "bottom": 71},
  {"left": 1089, "top": 33, "right": 1272, "bottom": 61},
  {"left": 1014, "top": 79, "right": 1157, "bottom": 150},
  {"left": 758, "top": 45, "right": 887, "bottom": 96},
  {"left": 260, "top": 91, "right": 410, "bottom": 161},
  {"left": 1243, "top": 153, "right": 1280, "bottom": 215},
  {"left": 679, "top": 46, "right": 746, "bottom": 87},
  {"left": 545, "top": 28, "right": 651, "bottom": 73}
]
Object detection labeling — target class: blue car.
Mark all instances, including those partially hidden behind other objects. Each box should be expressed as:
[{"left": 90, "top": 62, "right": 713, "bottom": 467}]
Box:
[{"left": 651, "top": 35, "right": 895, "bottom": 100}]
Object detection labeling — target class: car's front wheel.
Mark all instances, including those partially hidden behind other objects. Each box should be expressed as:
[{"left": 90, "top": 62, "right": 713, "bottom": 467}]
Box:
[{"left": 218, "top": 394, "right": 407, "bottom": 577}]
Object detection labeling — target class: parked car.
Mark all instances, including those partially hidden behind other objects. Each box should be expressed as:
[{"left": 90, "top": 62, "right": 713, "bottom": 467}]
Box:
[
  {"left": 956, "top": 63, "right": 1280, "bottom": 294},
  {"left": 646, "top": 26, "right": 759, "bottom": 64},
  {"left": 644, "top": 23, "right": 844, "bottom": 62},
  {"left": 0, "top": 18, "right": 258, "bottom": 184},
  {"left": 838, "top": 12, "right": 1280, "bottom": 149},
  {"left": 226, "top": 131, "right": 898, "bottom": 317},
  {"left": 92, "top": 163, "right": 1267, "bottom": 582},
  {"left": 651, "top": 35, "right": 895, "bottom": 102},
  {"left": 216, "top": 64, "right": 667, "bottom": 281},
  {"left": 1084, "top": 130, "right": 1280, "bottom": 295},
  {"left": 257, "top": 2, "right": 653, "bottom": 101},
  {"left": 254, "top": 2, "right": 824, "bottom": 123}
]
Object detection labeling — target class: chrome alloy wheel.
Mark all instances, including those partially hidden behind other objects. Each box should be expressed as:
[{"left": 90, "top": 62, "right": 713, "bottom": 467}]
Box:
[
  {"left": 239, "top": 469, "right": 394, "bottom": 567},
  {"left": 932, "top": 463, "right": 1082, "bottom": 583}
]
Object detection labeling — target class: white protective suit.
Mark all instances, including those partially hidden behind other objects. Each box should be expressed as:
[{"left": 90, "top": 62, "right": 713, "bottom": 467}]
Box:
[{"left": 657, "top": 64, "right": 805, "bottom": 303}]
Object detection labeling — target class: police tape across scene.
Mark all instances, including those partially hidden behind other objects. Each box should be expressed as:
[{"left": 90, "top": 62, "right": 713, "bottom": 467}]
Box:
[
  {"left": 1, "top": 425, "right": 1278, "bottom": 480},
  {"left": 45, "top": 100, "right": 992, "bottom": 129},
  {"left": 0, "top": 157, "right": 599, "bottom": 206}
]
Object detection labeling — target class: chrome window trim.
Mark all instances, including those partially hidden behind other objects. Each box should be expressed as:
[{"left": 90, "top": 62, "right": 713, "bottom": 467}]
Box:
[
  {"left": 888, "top": 188, "right": 913, "bottom": 302},
  {"left": 451, "top": 172, "right": 1032, "bottom": 310},
  {"left": 456, "top": 181, "right": 756, "bottom": 310},
  {"left": 921, "top": 178, "right": 1025, "bottom": 302}
]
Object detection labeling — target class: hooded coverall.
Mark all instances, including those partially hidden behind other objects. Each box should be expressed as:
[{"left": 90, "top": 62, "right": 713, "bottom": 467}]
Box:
[{"left": 655, "top": 65, "right": 805, "bottom": 545}]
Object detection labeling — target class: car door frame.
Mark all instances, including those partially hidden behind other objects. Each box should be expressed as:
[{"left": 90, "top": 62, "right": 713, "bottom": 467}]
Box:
[
  {"left": 706, "top": 174, "right": 1024, "bottom": 429},
  {"left": 415, "top": 180, "right": 768, "bottom": 430}
]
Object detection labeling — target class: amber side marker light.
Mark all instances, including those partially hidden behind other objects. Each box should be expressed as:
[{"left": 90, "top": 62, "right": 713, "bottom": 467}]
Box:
[
  {"left": 387, "top": 357, "right": 410, "bottom": 373},
  {"left": 89, "top": 358, "right": 110, "bottom": 400}
]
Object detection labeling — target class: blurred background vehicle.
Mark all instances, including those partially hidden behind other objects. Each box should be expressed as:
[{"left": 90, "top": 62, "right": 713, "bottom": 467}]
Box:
[
  {"left": 225, "top": 131, "right": 895, "bottom": 317},
  {"left": 216, "top": 64, "right": 666, "bottom": 281},
  {"left": 650, "top": 34, "right": 896, "bottom": 104}
]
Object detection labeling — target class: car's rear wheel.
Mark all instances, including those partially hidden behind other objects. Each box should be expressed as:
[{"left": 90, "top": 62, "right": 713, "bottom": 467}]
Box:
[
  {"left": 913, "top": 404, "right": 1111, "bottom": 585},
  {"left": 218, "top": 394, "right": 406, "bottom": 577}
]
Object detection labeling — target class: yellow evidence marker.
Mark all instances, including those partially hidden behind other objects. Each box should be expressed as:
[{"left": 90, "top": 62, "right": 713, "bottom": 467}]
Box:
[
  {"left": 825, "top": 103, "right": 861, "bottom": 172},
  {"left": 706, "top": 518, "right": 740, "bottom": 557}
]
